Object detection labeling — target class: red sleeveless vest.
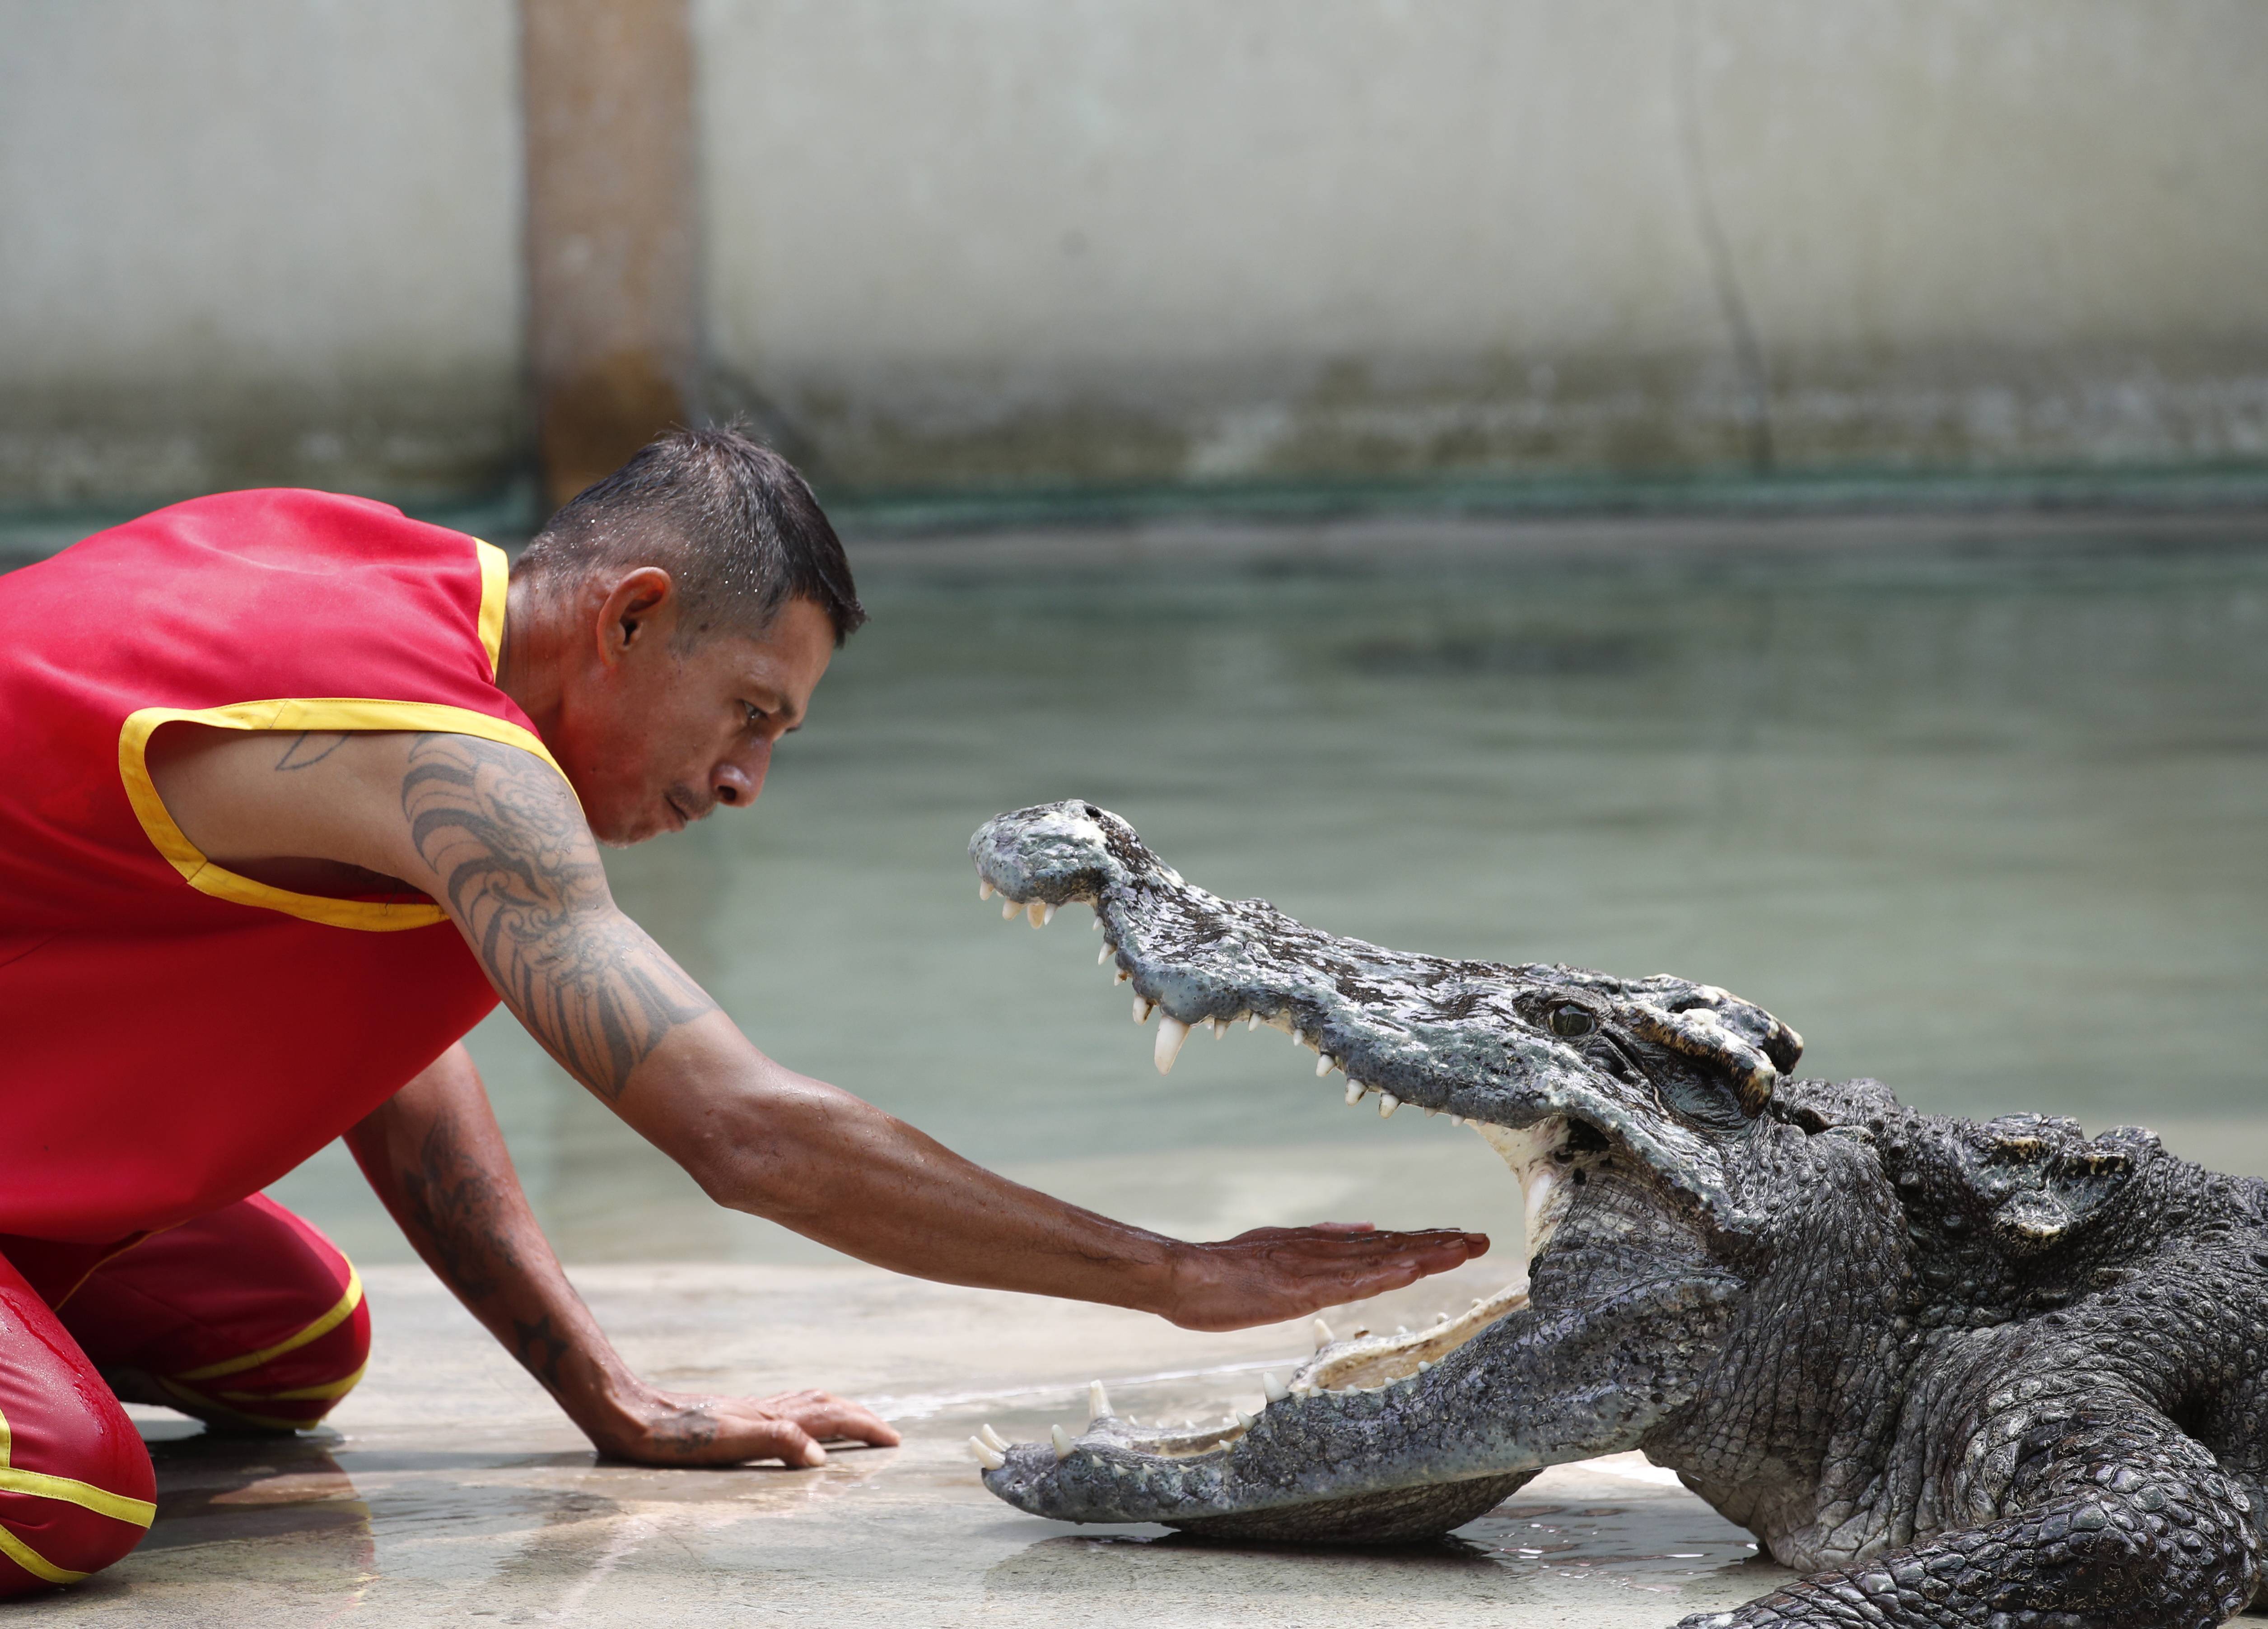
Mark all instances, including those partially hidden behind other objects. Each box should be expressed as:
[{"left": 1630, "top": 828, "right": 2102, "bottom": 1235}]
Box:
[{"left": 0, "top": 490, "right": 555, "bottom": 1294}]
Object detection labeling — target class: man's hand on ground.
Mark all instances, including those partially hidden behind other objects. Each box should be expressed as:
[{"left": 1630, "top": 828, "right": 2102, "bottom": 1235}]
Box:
[
  {"left": 1159, "top": 1221, "right": 1489, "bottom": 1332},
  {"left": 588, "top": 1385, "right": 901, "bottom": 1469}
]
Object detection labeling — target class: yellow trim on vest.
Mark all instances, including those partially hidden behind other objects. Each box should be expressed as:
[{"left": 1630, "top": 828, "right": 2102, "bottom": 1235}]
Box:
[
  {"left": 119, "top": 703, "right": 563, "bottom": 932},
  {"left": 173, "top": 1266, "right": 364, "bottom": 1382},
  {"left": 475, "top": 539, "right": 509, "bottom": 676}
]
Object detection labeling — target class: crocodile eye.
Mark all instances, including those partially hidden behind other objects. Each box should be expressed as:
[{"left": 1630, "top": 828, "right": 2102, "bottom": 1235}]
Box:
[{"left": 1548, "top": 1005, "right": 1597, "bottom": 1039}]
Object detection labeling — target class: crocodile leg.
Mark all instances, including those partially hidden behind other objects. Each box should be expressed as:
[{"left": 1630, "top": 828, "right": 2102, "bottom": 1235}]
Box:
[{"left": 1677, "top": 1398, "right": 2259, "bottom": 1629}]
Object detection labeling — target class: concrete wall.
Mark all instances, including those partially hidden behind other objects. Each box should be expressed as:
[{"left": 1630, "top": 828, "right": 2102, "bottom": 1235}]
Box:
[
  {"left": 0, "top": 0, "right": 523, "bottom": 507},
  {"left": 5, "top": 1, "right": 2265, "bottom": 507},
  {"left": 700, "top": 0, "right": 2268, "bottom": 492}
]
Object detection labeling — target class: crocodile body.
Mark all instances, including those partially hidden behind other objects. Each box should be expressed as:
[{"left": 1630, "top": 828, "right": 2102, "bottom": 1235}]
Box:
[{"left": 966, "top": 800, "right": 2267, "bottom": 1629}]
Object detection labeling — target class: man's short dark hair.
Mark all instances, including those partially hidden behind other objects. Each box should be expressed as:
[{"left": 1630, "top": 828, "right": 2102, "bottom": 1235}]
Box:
[{"left": 515, "top": 426, "right": 866, "bottom": 646}]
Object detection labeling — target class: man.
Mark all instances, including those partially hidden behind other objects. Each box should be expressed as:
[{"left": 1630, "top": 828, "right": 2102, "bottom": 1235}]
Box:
[{"left": 0, "top": 427, "right": 1485, "bottom": 1592}]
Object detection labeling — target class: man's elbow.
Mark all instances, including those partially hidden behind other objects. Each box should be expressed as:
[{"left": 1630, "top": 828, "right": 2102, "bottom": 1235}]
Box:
[{"left": 673, "top": 1107, "right": 825, "bottom": 1230}]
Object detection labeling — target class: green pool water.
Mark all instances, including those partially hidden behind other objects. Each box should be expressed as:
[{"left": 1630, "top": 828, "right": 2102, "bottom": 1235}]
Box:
[{"left": 268, "top": 516, "right": 2268, "bottom": 1265}]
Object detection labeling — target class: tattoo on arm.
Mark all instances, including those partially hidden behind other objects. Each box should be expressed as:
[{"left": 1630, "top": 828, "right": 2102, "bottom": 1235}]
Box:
[
  {"left": 274, "top": 731, "right": 350, "bottom": 770},
  {"left": 402, "top": 734, "right": 716, "bottom": 1099},
  {"left": 395, "top": 1114, "right": 511, "bottom": 1303},
  {"left": 393, "top": 1112, "right": 574, "bottom": 1395},
  {"left": 511, "top": 1315, "right": 572, "bottom": 1395}
]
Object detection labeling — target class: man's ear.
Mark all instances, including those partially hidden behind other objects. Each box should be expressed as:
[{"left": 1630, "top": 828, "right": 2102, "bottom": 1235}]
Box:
[{"left": 594, "top": 567, "right": 677, "bottom": 668}]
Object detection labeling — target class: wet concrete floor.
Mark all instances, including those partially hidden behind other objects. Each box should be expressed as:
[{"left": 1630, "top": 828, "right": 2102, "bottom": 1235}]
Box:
[{"left": 29, "top": 1257, "right": 1795, "bottom": 1626}]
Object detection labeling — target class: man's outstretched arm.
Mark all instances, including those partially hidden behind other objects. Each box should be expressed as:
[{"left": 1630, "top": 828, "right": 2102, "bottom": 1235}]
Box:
[
  {"left": 395, "top": 733, "right": 1488, "bottom": 1331},
  {"left": 345, "top": 1041, "right": 900, "bottom": 1466}
]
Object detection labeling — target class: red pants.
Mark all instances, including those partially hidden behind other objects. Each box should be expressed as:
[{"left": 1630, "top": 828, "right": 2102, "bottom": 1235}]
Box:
[{"left": 0, "top": 1194, "right": 369, "bottom": 1595}]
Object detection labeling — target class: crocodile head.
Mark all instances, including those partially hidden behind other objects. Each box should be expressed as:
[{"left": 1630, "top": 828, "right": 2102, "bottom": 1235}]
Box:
[{"left": 963, "top": 799, "right": 1803, "bottom": 1543}]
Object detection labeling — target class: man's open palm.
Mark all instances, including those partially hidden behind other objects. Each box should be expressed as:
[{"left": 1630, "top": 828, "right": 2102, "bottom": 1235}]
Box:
[{"left": 1163, "top": 1222, "right": 1490, "bottom": 1332}]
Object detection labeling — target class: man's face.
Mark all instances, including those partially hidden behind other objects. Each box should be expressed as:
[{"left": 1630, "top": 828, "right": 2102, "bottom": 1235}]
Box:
[{"left": 555, "top": 582, "right": 837, "bottom": 847}]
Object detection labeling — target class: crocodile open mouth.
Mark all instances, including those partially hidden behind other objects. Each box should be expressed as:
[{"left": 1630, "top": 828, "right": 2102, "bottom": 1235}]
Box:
[
  {"left": 960, "top": 800, "right": 1792, "bottom": 1535},
  {"left": 961, "top": 881, "right": 1577, "bottom": 1480}
]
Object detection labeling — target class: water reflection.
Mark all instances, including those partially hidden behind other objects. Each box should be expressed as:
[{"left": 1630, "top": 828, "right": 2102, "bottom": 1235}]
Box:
[
  {"left": 982, "top": 1489, "right": 1785, "bottom": 1613},
  {"left": 272, "top": 524, "right": 2268, "bottom": 1261},
  {"left": 140, "top": 1429, "right": 371, "bottom": 1556},
  {"left": 1460, "top": 1497, "right": 1764, "bottom": 1589}
]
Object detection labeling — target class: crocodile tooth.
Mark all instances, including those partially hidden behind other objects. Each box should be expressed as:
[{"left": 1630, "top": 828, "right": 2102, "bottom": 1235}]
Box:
[
  {"left": 1344, "top": 1079, "right": 1363, "bottom": 1107},
  {"left": 1312, "top": 1317, "right": 1333, "bottom": 1349},
  {"left": 1262, "top": 1371, "right": 1289, "bottom": 1403},
  {"left": 1088, "top": 1381, "right": 1111, "bottom": 1421},
  {"left": 979, "top": 879, "right": 995, "bottom": 901},
  {"left": 979, "top": 1423, "right": 1008, "bottom": 1452},
  {"left": 1246, "top": 1015, "right": 1259, "bottom": 1031},
  {"left": 1524, "top": 1164, "right": 1565, "bottom": 1247},
  {"left": 1092, "top": 913, "right": 1103, "bottom": 932},
  {"left": 969, "top": 1436, "right": 1006, "bottom": 1470},
  {"left": 1379, "top": 1092, "right": 1400, "bottom": 1118},
  {"left": 1236, "top": 1411, "right": 1258, "bottom": 1429},
  {"left": 1098, "top": 941, "right": 1113, "bottom": 965},
  {"left": 1435, "top": 1312, "right": 1450, "bottom": 1325},
  {"left": 1155, "top": 1015, "right": 1190, "bottom": 1073},
  {"left": 1423, "top": 1106, "right": 1439, "bottom": 1118},
  {"left": 1134, "top": 997, "right": 1154, "bottom": 1024},
  {"left": 1114, "top": 968, "right": 1131, "bottom": 985},
  {"left": 1209, "top": 1018, "right": 1227, "bottom": 1038},
  {"left": 1027, "top": 900, "right": 1053, "bottom": 927},
  {"left": 1051, "top": 1425, "right": 1074, "bottom": 1461},
  {"left": 1002, "top": 898, "right": 1020, "bottom": 920},
  {"left": 1395, "top": 1325, "right": 1409, "bottom": 1336},
  {"left": 1314, "top": 1054, "right": 1334, "bottom": 1077}
]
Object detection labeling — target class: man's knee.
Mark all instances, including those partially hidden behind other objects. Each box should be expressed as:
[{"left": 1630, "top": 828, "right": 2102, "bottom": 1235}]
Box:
[
  {"left": 0, "top": 1462, "right": 156, "bottom": 1597},
  {"left": 0, "top": 1274, "right": 156, "bottom": 1595}
]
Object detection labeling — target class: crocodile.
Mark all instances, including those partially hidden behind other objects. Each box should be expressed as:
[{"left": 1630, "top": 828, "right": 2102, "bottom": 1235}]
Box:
[{"left": 961, "top": 800, "right": 2268, "bottom": 1629}]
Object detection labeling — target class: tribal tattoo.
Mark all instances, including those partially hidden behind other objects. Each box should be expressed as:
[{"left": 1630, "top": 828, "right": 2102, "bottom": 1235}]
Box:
[
  {"left": 395, "top": 1113, "right": 512, "bottom": 1303},
  {"left": 386, "top": 1108, "right": 573, "bottom": 1396},
  {"left": 402, "top": 734, "right": 717, "bottom": 1100}
]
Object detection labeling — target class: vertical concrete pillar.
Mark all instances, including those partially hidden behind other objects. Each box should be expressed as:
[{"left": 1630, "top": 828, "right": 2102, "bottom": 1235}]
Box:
[{"left": 521, "top": 0, "right": 698, "bottom": 510}]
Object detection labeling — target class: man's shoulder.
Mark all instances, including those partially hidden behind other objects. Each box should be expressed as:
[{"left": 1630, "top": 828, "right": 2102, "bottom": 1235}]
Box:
[
  {"left": 10, "top": 490, "right": 488, "bottom": 606},
  {"left": 2, "top": 487, "right": 523, "bottom": 754},
  {"left": 110, "top": 488, "right": 480, "bottom": 567}
]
